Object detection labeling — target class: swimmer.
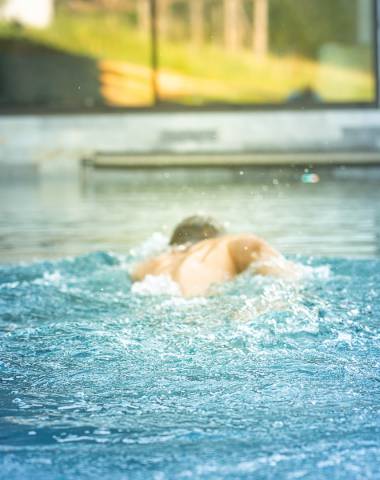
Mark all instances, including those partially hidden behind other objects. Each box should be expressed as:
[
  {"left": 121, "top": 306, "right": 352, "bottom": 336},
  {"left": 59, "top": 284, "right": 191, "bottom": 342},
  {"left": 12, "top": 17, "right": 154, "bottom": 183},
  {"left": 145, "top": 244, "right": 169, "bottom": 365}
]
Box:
[{"left": 132, "top": 216, "right": 300, "bottom": 297}]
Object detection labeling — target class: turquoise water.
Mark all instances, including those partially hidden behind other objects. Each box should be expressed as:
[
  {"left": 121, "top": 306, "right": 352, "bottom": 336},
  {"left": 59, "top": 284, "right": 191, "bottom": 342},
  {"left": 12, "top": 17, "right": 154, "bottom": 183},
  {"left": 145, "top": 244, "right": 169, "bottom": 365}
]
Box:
[
  {"left": 1, "top": 168, "right": 380, "bottom": 479},
  {"left": 1, "top": 249, "right": 380, "bottom": 479}
]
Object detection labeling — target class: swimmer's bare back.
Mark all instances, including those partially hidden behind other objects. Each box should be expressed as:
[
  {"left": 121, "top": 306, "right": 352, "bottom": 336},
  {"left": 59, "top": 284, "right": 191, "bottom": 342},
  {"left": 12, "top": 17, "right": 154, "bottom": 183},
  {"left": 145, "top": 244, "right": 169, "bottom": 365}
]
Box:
[{"left": 132, "top": 234, "right": 298, "bottom": 297}]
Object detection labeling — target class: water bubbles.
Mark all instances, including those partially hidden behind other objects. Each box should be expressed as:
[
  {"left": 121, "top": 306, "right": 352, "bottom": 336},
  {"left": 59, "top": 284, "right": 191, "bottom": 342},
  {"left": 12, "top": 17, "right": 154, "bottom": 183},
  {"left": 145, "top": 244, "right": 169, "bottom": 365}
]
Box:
[
  {"left": 132, "top": 274, "right": 181, "bottom": 296},
  {"left": 336, "top": 332, "right": 353, "bottom": 347},
  {"left": 272, "top": 420, "right": 284, "bottom": 428},
  {"left": 131, "top": 232, "right": 168, "bottom": 260},
  {"left": 348, "top": 308, "right": 359, "bottom": 318},
  {"left": 94, "top": 428, "right": 111, "bottom": 436}
]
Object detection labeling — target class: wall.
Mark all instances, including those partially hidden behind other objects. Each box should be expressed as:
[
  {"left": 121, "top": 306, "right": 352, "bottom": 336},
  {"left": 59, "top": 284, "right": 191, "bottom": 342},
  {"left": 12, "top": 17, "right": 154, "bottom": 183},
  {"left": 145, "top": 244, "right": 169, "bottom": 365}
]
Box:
[{"left": 1, "top": 110, "right": 380, "bottom": 176}]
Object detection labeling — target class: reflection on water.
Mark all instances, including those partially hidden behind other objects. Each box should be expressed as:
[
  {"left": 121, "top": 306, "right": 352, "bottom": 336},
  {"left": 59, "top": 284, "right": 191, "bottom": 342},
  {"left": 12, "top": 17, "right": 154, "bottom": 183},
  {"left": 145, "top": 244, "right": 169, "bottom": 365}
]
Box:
[{"left": 0, "top": 166, "right": 379, "bottom": 263}]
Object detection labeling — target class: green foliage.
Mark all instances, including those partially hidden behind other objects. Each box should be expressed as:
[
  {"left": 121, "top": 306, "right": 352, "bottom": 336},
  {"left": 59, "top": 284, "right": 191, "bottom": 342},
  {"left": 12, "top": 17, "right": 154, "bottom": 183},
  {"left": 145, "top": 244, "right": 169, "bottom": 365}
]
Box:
[
  {"left": 0, "top": 3, "right": 375, "bottom": 105},
  {"left": 270, "top": 0, "right": 359, "bottom": 58},
  {"left": 0, "top": 11, "right": 151, "bottom": 65}
]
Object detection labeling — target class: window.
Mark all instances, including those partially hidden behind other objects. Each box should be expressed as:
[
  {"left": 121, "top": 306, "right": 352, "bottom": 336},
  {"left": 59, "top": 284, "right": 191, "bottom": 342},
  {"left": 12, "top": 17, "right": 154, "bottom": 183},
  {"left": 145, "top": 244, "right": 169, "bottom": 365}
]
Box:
[{"left": 0, "top": 0, "right": 377, "bottom": 111}]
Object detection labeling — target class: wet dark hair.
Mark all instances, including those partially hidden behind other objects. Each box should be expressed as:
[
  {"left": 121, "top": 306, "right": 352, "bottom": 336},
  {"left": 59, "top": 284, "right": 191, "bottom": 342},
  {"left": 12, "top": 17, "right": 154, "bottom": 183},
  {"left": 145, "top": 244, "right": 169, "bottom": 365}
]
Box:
[{"left": 169, "top": 215, "right": 225, "bottom": 246}]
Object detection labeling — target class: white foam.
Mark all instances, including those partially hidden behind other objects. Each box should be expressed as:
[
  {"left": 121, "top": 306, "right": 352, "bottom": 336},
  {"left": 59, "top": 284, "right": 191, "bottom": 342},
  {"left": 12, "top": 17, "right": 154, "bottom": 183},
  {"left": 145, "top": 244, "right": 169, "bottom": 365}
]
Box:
[
  {"left": 33, "top": 271, "right": 63, "bottom": 285},
  {"left": 134, "top": 232, "right": 168, "bottom": 259},
  {"left": 249, "top": 257, "right": 330, "bottom": 281},
  {"left": 121, "top": 232, "right": 169, "bottom": 274},
  {"left": 298, "top": 264, "right": 331, "bottom": 280},
  {"left": 131, "top": 274, "right": 181, "bottom": 296}
]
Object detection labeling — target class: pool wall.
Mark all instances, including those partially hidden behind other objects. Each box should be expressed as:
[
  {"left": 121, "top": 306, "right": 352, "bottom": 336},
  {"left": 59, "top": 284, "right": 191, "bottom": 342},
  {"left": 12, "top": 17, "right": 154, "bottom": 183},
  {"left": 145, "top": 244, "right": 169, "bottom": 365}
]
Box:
[{"left": 2, "top": 110, "right": 380, "bottom": 176}]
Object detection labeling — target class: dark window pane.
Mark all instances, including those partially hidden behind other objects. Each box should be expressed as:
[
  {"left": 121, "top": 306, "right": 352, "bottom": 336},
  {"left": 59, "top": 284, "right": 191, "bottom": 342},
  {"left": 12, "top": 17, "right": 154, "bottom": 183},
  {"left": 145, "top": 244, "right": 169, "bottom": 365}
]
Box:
[{"left": 0, "top": 0, "right": 153, "bottom": 110}]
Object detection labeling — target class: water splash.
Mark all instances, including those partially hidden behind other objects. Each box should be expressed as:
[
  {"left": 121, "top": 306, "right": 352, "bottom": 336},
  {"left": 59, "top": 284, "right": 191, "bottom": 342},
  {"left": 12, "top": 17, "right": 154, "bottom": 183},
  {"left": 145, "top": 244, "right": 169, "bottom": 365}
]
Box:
[{"left": 0, "top": 251, "right": 379, "bottom": 479}]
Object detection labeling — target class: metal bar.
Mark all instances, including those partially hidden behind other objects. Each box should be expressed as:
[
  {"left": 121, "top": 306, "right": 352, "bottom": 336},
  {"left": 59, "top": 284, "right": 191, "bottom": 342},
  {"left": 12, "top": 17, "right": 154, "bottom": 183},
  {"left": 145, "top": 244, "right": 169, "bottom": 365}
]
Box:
[{"left": 149, "top": 0, "right": 159, "bottom": 105}]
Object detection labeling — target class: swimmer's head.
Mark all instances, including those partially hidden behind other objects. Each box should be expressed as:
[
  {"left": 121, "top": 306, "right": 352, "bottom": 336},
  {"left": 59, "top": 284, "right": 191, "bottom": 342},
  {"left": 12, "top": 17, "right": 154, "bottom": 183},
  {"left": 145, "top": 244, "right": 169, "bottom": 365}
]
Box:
[{"left": 169, "top": 215, "right": 225, "bottom": 246}]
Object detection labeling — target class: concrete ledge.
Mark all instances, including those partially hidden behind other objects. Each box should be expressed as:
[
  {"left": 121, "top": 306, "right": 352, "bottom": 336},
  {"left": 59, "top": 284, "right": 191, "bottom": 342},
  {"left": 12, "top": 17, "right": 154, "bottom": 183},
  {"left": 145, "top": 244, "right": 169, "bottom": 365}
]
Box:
[
  {"left": 83, "top": 151, "right": 380, "bottom": 169},
  {"left": 3, "top": 110, "right": 380, "bottom": 175}
]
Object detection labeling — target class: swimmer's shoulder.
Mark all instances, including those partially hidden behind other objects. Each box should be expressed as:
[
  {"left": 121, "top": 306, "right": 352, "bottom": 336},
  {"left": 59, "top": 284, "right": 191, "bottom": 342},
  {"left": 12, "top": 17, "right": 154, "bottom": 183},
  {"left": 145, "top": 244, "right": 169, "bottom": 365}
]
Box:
[
  {"left": 225, "top": 234, "right": 281, "bottom": 273},
  {"left": 225, "top": 233, "right": 269, "bottom": 253},
  {"left": 182, "top": 234, "right": 266, "bottom": 262},
  {"left": 186, "top": 234, "right": 243, "bottom": 251},
  {"left": 132, "top": 249, "right": 183, "bottom": 280}
]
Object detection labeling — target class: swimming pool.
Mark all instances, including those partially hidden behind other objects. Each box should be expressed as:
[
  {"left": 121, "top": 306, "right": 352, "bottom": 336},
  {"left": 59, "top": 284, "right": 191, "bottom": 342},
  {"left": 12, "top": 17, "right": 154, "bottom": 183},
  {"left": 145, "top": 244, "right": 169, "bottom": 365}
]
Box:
[
  {"left": 1, "top": 167, "right": 380, "bottom": 479},
  {"left": 1, "top": 166, "right": 379, "bottom": 262}
]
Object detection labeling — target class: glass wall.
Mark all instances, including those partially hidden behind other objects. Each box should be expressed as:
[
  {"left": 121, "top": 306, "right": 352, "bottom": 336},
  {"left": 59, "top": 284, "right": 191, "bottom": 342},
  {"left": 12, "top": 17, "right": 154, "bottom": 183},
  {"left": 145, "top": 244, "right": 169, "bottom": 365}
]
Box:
[
  {"left": 0, "top": 0, "right": 154, "bottom": 109},
  {"left": 156, "top": 0, "right": 377, "bottom": 106},
  {"left": 0, "top": 0, "right": 377, "bottom": 111}
]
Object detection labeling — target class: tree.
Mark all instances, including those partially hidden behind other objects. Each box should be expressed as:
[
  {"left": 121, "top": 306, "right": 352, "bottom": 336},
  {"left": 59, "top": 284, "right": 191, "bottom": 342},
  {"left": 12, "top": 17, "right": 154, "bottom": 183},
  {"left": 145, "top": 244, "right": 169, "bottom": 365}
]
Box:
[
  {"left": 158, "top": 0, "right": 171, "bottom": 39},
  {"left": 190, "top": 0, "right": 204, "bottom": 47},
  {"left": 224, "top": 0, "right": 242, "bottom": 51},
  {"left": 137, "top": 0, "right": 150, "bottom": 34},
  {"left": 253, "top": 0, "right": 268, "bottom": 60}
]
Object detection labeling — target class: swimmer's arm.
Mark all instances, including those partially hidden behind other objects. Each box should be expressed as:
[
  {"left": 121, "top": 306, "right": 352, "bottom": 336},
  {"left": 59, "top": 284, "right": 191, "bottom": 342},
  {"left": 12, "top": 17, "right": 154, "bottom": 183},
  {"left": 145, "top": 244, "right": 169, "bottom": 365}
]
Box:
[
  {"left": 131, "top": 257, "right": 159, "bottom": 281},
  {"left": 132, "top": 250, "right": 177, "bottom": 281},
  {"left": 228, "top": 235, "right": 299, "bottom": 279}
]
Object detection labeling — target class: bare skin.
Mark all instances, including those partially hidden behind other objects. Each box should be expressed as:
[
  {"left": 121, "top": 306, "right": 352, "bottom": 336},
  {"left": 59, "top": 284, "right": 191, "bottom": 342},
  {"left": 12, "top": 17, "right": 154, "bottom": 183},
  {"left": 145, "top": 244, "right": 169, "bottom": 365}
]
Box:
[{"left": 132, "top": 234, "right": 298, "bottom": 297}]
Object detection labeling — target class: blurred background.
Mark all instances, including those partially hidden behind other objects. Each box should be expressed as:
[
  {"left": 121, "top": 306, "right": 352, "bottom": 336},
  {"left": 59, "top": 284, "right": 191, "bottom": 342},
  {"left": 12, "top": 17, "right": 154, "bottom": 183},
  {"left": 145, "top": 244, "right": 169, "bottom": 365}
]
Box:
[
  {"left": 0, "top": 0, "right": 379, "bottom": 263},
  {"left": 0, "top": 0, "right": 376, "bottom": 109}
]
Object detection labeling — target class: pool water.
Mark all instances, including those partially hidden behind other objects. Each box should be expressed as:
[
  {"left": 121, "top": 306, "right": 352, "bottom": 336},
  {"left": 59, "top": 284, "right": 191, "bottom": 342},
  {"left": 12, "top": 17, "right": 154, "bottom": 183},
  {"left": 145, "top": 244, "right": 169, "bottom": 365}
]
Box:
[
  {"left": 0, "top": 166, "right": 379, "bottom": 262},
  {"left": 0, "top": 167, "right": 380, "bottom": 479}
]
